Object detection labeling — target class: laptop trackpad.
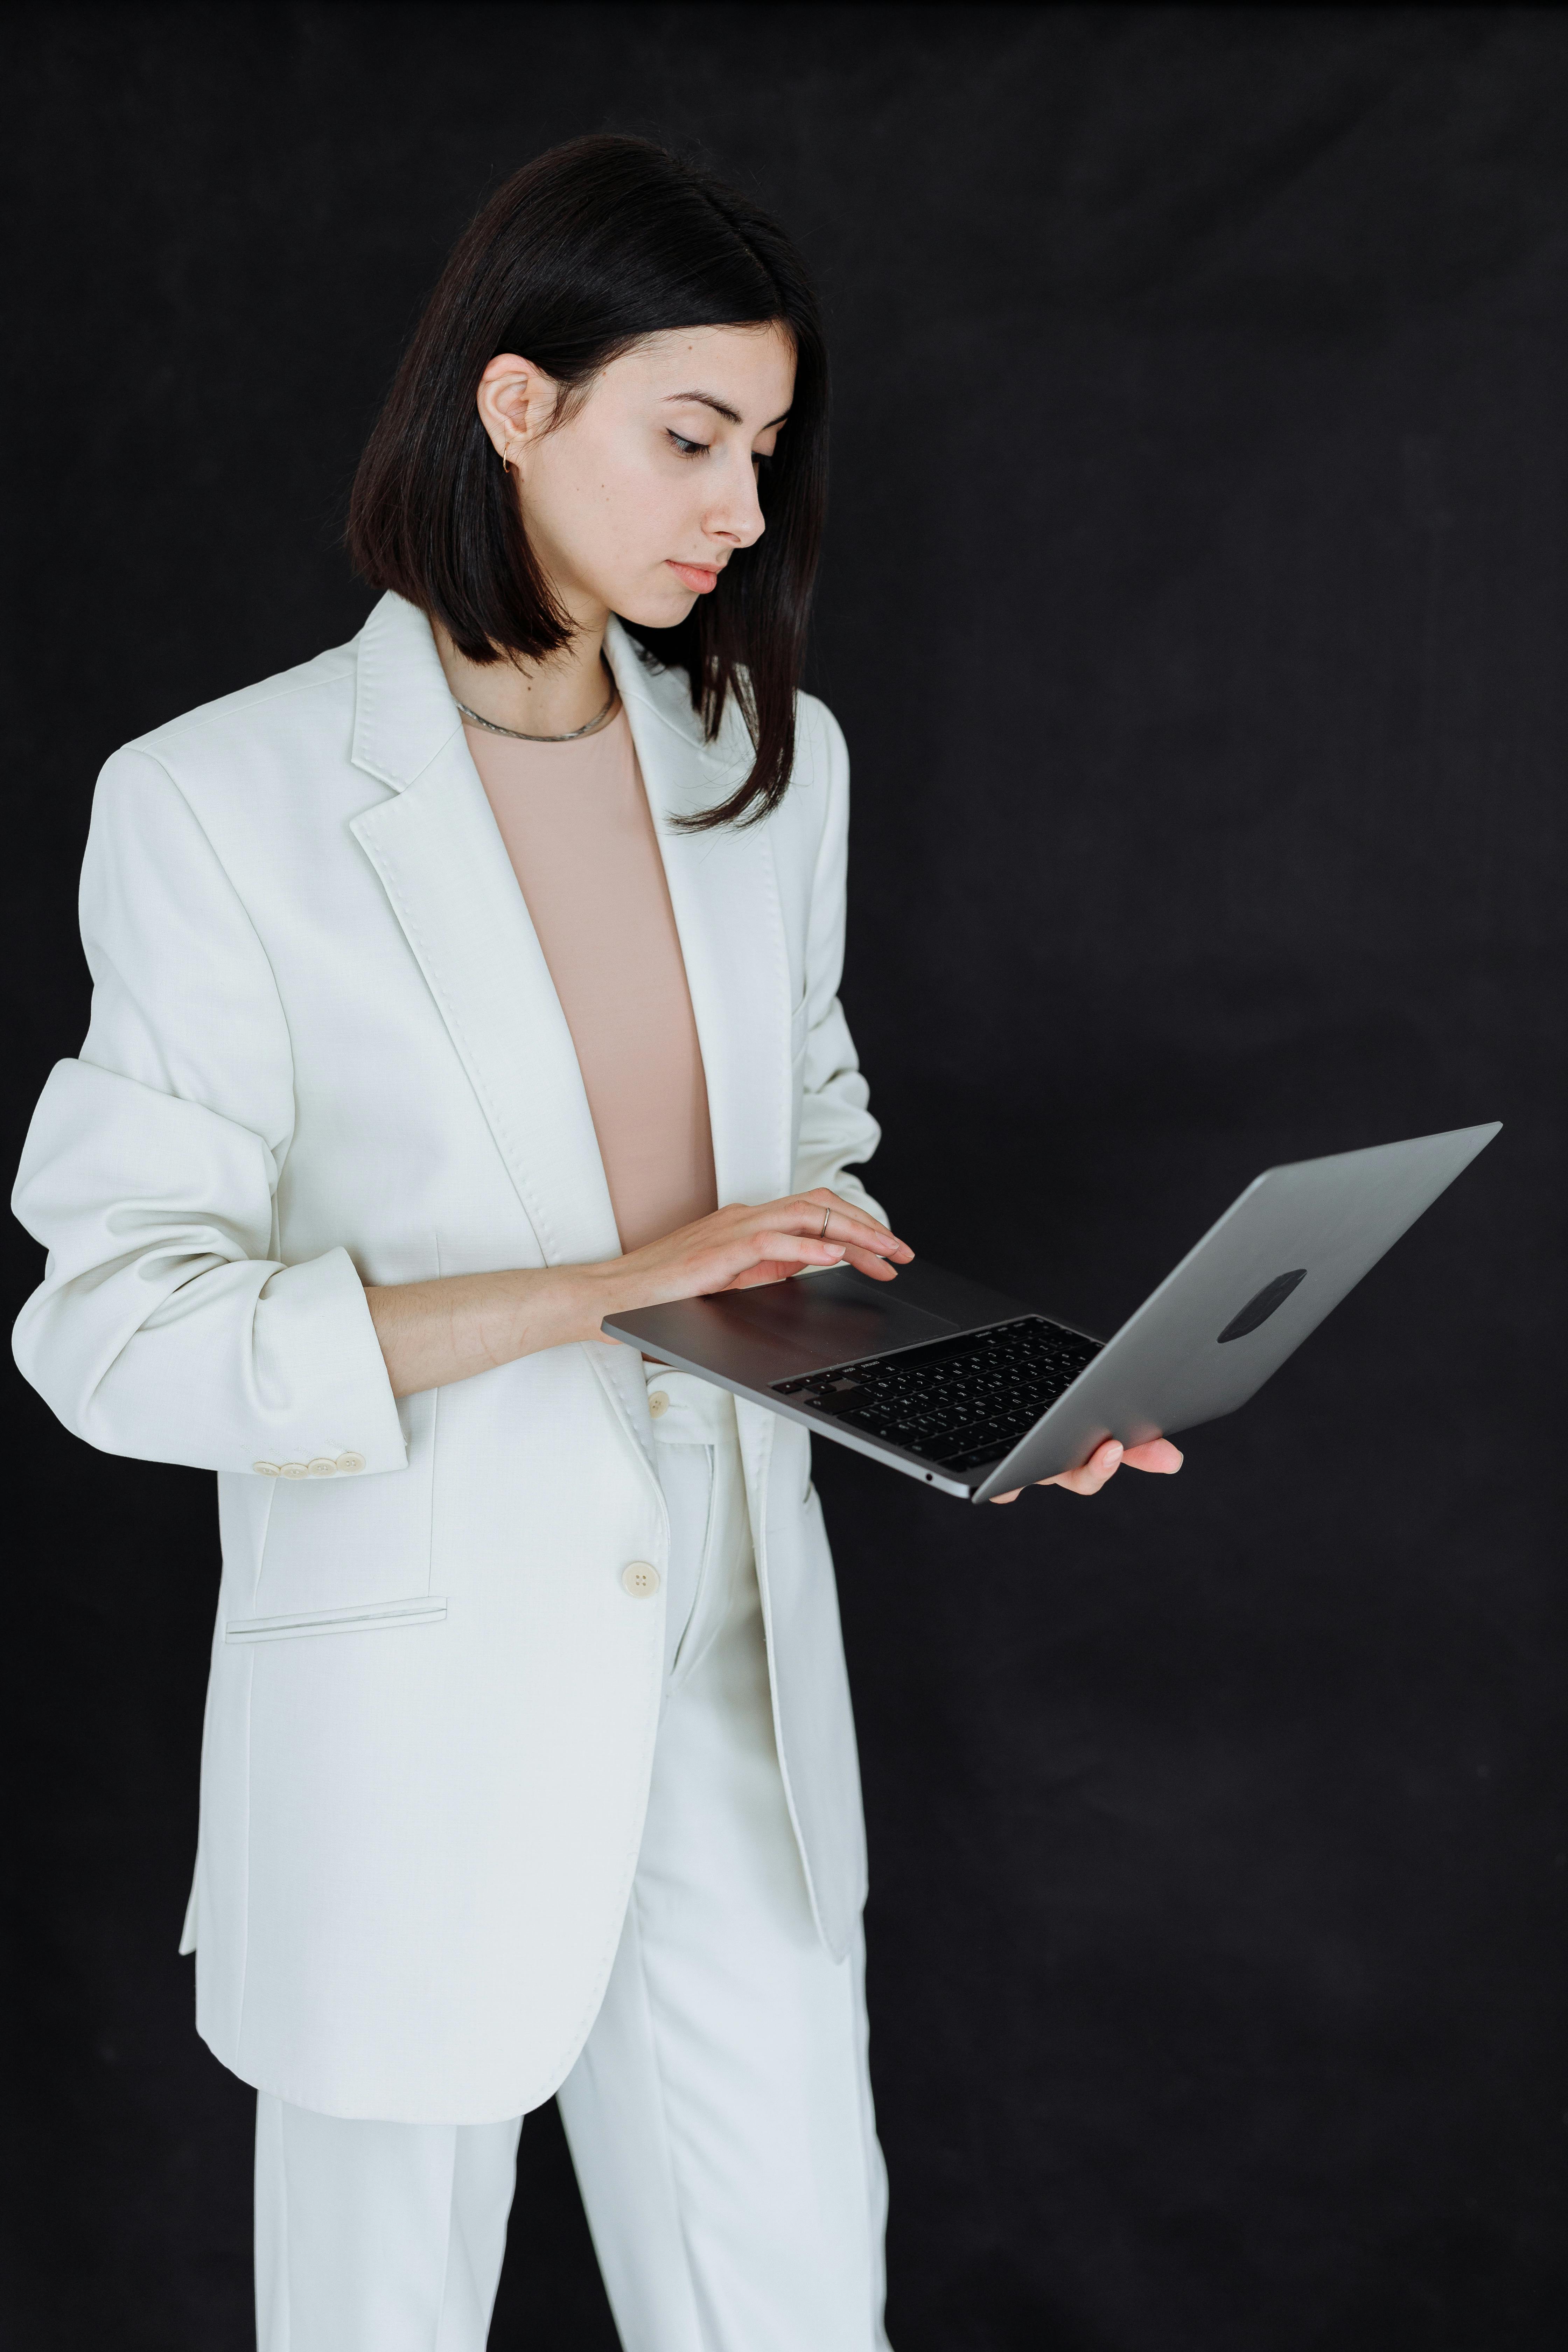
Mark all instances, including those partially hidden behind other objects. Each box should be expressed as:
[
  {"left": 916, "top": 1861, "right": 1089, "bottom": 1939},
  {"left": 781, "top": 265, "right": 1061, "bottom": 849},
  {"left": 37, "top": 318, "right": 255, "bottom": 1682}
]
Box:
[{"left": 703, "top": 1266, "right": 957, "bottom": 1369}]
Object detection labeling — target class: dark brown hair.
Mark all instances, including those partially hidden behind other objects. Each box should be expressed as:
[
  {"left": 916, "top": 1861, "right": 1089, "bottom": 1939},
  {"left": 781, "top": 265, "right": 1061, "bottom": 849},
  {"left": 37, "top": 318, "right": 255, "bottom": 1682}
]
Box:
[{"left": 347, "top": 135, "right": 828, "bottom": 829}]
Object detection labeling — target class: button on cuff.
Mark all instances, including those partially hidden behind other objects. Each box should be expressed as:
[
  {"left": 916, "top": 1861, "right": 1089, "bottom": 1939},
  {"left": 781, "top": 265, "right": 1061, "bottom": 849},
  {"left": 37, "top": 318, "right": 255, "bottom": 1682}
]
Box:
[
  {"left": 621, "top": 1561, "right": 661, "bottom": 1598},
  {"left": 254, "top": 1450, "right": 366, "bottom": 1478}
]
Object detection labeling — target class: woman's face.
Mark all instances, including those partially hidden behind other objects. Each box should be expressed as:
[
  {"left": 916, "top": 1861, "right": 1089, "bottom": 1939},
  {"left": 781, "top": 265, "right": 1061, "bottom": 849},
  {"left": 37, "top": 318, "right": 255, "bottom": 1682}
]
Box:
[{"left": 478, "top": 323, "right": 797, "bottom": 631}]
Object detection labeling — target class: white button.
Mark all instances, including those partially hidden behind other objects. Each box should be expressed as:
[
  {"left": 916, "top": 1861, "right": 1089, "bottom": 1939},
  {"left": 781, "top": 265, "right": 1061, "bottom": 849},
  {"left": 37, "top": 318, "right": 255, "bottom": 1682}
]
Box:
[
  {"left": 336, "top": 1452, "right": 365, "bottom": 1475},
  {"left": 253, "top": 1461, "right": 281, "bottom": 1478},
  {"left": 648, "top": 1391, "right": 670, "bottom": 1419},
  {"left": 279, "top": 1462, "right": 309, "bottom": 1480},
  {"left": 307, "top": 1457, "right": 337, "bottom": 1478},
  {"left": 621, "top": 1560, "right": 661, "bottom": 1598}
]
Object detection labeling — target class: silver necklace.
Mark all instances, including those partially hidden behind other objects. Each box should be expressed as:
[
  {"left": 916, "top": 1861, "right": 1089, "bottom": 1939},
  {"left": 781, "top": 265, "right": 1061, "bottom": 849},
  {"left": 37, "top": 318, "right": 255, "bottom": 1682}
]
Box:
[{"left": 453, "top": 665, "right": 618, "bottom": 743}]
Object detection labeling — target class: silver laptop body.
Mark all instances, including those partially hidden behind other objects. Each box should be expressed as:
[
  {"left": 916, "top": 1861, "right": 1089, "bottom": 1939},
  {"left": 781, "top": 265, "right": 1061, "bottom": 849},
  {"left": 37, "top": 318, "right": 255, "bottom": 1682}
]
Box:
[{"left": 601, "top": 1125, "right": 1500, "bottom": 1503}]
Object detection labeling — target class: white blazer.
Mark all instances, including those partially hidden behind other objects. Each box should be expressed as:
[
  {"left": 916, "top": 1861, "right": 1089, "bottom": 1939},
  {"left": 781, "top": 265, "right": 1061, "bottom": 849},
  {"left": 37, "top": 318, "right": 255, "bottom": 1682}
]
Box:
[{"left": 12, "top": 593, "right": 887, "bottom": 2124}]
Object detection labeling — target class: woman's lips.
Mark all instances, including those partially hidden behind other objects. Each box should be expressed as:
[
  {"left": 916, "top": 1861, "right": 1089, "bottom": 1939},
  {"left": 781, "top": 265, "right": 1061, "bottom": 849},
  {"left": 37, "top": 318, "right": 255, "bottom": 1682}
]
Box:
[{"left": 667, "top": 560, "right": 720, "bottom": 593}]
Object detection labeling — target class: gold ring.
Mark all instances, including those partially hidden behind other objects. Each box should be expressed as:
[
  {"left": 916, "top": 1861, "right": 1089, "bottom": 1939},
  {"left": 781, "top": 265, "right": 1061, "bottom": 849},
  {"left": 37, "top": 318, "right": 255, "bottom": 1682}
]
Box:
[{"left": 820, "top": 1206, "right": 832, "bottom": 1239}]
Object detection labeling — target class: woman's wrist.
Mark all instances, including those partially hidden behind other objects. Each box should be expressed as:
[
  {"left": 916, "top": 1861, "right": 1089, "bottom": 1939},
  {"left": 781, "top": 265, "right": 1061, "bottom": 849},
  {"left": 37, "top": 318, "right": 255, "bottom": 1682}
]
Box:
[
  {"left": 552, "top": 1255, "right": 642, "bottom": 1347},
  {"left": 502, "top": 1256, "right": 650, "bottom": 1356},
  {"left": 514, "top": 1259, "right": 619, "bottom": 1353}
]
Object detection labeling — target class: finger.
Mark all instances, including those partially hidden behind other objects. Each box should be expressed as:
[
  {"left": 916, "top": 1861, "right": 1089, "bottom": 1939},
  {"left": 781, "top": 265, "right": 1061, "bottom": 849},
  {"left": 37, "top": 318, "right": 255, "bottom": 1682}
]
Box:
[
  {"left": 842, "top": 1244, "right": 899, "bottom": 1282},
  {"left": 691, "top": 1230, "right": 846, "bottom": 1295},
  {"left": 1121, "top": 1438, "right": 1184, "bottom": 1474},
  {"left": 1041, "top": 1440, "right": 1124, "bottom": 1496},
  {"left": 988, "top": 1488, "right": 1023, "bottom": 1505},
  {"left": 744, "top": 1230, "right": 848, "bottom": 1273},
  {"left": 772, "top": 1203, "right": 895, "bottom": 1253},
  {"left": 785, "top": 1196, "right": 913, "bottom": 1260},
  {"left": 729, "top": 1258, "right": 799, "bottom": 1289},
  {"left": 803, "top": 1189, "right": 904, "bottom": 1245},
  {"left": 818, "top": 1216, "right": 909, "bottom": 1260}
]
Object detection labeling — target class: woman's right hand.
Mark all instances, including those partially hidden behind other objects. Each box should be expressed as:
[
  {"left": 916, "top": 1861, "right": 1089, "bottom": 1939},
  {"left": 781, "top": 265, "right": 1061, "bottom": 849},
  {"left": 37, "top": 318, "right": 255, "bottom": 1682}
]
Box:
[{"left": 576, "top": 1189, "right": 913, "bottom": 1342}]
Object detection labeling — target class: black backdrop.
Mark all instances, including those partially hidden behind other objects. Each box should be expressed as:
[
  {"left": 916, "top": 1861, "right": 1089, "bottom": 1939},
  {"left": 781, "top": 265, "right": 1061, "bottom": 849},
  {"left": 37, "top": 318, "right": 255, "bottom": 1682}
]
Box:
[{"left": 4, "top": 7, "right": 1564, "bottom": 2348}]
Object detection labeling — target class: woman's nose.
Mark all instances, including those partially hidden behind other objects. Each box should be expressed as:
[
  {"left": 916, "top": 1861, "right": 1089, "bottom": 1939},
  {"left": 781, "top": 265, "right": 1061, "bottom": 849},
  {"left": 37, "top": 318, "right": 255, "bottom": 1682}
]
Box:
[{"left": 706, "top": 454, "right": 766, "bottom": 548}]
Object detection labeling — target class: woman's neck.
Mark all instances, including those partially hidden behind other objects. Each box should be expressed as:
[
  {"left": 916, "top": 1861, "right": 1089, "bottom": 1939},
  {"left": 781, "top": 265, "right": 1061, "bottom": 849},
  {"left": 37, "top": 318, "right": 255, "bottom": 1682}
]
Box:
[{"left": 433, "top": 615, "right": 614, "bottom": 738}]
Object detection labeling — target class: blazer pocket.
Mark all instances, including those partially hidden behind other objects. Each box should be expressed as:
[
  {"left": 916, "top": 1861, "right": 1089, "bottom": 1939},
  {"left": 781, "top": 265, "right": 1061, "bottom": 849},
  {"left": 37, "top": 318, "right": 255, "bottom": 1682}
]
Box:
[{"left": 224, "top": 1594, "right": 448, "bottom": 1645}]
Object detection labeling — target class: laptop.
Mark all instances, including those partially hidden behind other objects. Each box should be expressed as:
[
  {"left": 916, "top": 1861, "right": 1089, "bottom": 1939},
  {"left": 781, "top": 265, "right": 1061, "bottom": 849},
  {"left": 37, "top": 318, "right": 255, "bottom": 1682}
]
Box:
[{"left": 602, "top": 1124, "right": 1500, "bottom": 1503}]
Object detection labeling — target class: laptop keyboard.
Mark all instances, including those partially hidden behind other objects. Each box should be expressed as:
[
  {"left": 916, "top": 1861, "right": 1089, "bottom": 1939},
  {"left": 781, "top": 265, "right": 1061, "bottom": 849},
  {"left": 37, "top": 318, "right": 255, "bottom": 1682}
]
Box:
[{"left": 772, "top": 1316, "right": 1102, "bottom": 1474}]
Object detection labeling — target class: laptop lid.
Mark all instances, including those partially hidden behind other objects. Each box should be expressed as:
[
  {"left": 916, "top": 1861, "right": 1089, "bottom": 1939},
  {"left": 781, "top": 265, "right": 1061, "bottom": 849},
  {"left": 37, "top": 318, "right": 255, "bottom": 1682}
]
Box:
[{"left": 967, "top": 1121, "right": 1501, "bottom": 1499}]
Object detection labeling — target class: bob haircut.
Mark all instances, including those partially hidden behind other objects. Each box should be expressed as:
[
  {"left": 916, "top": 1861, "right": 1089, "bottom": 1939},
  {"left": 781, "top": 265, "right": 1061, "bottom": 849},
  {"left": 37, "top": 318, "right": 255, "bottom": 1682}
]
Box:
[{"left": 348, "top": 135, "right": 828, "bottom": 830}]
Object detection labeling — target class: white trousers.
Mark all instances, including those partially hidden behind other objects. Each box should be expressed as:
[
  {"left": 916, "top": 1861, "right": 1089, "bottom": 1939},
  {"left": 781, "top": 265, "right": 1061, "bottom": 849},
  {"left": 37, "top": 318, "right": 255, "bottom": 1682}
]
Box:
[{"left": 254, "top": 1368, "right": 890, "bottom": 2352}]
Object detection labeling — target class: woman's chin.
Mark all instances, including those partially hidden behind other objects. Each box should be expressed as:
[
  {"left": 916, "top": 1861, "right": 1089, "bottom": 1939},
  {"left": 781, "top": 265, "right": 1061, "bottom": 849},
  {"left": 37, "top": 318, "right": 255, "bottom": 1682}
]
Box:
[{"left": 615, "top": 583, "right": 701, "bottom": 630}]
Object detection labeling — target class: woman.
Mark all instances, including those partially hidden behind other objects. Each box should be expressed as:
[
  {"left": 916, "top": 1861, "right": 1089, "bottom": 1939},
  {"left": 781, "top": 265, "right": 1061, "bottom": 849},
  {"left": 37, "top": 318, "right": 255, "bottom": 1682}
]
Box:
[{"left": 12, "top": 136, "right": 1177, "bottom": 2352}]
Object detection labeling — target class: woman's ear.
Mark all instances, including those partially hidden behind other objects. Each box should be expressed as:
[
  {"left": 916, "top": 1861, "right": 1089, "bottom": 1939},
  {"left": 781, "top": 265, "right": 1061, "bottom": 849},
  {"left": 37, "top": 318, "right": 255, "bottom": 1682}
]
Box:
[{"left": 476, "top": 352, "right": 557, "bottom": 471}]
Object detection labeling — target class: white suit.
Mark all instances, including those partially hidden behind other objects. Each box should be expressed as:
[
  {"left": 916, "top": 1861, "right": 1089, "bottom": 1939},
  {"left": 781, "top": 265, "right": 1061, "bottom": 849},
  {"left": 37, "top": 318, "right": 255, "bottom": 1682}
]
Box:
[{"left": 11, "top": 592, "right": 887, "bottom": 2133}]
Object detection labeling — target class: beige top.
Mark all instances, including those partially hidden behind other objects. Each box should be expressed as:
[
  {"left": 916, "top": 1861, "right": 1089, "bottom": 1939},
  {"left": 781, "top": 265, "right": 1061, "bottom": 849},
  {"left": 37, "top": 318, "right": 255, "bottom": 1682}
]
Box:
[{"left": 464, "top": 703, "right": 718, "bottom": 1254}]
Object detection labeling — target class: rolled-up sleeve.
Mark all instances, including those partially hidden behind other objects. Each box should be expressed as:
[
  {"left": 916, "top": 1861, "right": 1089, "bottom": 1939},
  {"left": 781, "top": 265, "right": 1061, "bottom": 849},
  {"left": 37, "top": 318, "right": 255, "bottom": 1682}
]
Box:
[
  {"left": 792, "top": 701, "right": 888, "bottom": 1230},
  {"left": 11, "top": 748, "right": 406, "bottom": 1477}
]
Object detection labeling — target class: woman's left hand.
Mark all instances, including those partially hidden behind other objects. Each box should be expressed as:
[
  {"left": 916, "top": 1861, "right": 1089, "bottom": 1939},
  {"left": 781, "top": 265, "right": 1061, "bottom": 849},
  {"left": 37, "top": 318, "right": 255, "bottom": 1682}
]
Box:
[{"left": 988, "top": 1435, "right": 1184, "bottom": 1503}]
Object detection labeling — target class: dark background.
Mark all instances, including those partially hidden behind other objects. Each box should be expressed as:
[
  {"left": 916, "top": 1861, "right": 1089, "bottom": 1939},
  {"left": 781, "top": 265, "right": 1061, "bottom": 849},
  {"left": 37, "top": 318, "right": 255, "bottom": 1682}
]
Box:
[{"left": 4, "top": 5, "right": 1564, "bottom": 2347}]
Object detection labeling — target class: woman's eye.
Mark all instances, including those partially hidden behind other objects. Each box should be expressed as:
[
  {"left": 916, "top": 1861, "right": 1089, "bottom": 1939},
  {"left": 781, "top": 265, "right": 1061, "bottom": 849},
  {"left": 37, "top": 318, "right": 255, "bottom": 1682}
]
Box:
[{"left": 668, "top": 431, "right": 709, "bottom": 458}]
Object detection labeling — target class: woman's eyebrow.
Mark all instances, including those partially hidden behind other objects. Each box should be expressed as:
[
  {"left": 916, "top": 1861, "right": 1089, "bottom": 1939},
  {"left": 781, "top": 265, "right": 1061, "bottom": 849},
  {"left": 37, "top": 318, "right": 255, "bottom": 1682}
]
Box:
[{"left": 665, "top": 390, "right": 791, "bottom": 429}]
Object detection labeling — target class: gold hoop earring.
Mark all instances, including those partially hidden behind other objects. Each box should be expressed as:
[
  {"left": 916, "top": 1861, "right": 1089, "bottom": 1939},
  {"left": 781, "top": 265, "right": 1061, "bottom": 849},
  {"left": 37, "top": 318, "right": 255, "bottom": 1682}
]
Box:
[{"left": 500, "top": 440, "right": 522, "bottom": 477}]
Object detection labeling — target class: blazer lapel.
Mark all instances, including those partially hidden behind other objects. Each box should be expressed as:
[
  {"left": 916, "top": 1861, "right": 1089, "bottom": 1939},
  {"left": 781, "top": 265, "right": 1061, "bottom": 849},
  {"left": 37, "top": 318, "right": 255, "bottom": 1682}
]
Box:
[{"left": 348, "top": 595, "right": 621, "bottom": 1272}]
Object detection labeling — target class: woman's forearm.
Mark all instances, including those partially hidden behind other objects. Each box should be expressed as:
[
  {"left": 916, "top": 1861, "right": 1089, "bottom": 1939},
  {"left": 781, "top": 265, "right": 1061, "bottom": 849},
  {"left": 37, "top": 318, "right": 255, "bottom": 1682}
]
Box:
[{"left": 364, "top": 1265, "right": 607, "bottom": 1399}]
